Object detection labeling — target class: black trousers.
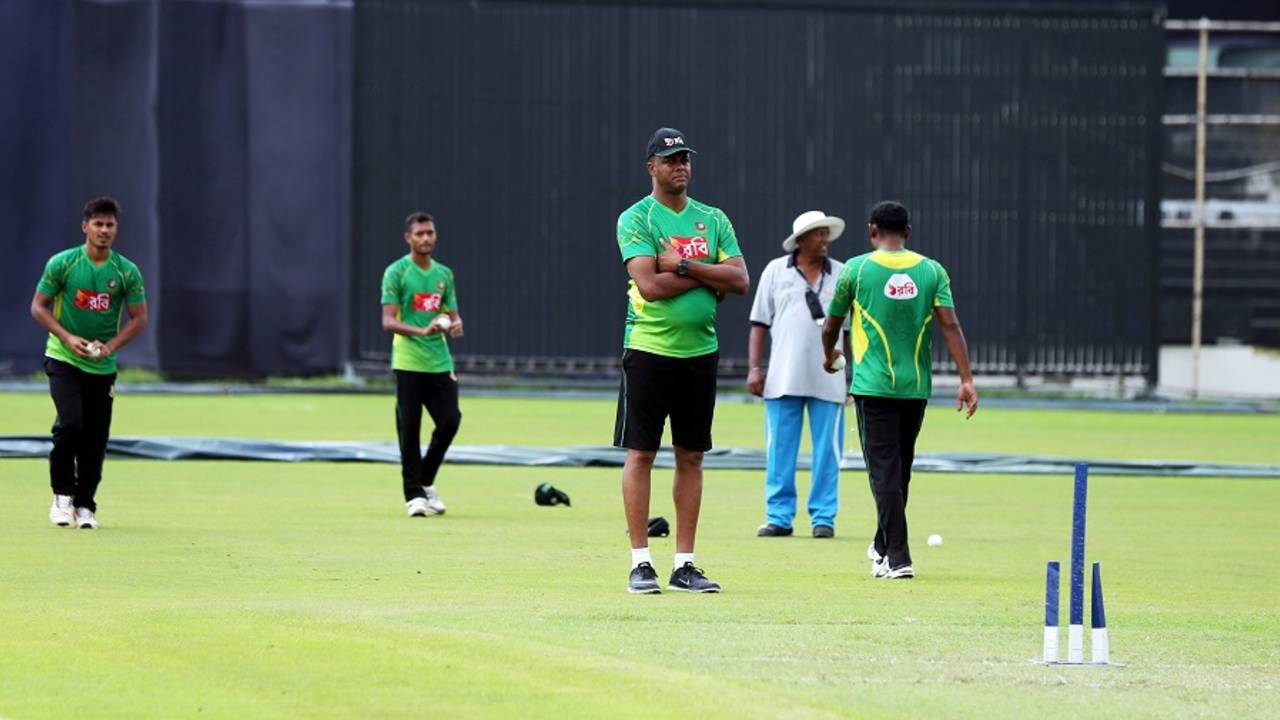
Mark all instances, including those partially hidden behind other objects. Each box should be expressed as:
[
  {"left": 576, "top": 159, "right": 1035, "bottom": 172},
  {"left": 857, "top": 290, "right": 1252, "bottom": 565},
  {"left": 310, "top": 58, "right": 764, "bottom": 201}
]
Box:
[
  {"left": 853, "top": 395, "right": 927, "bottom": 569},
  {"left": 45, "top": 358, "right": 116, "bottom": 512},
  {"left": 394, "top": 370, "right": 461, "bottom": 501}
]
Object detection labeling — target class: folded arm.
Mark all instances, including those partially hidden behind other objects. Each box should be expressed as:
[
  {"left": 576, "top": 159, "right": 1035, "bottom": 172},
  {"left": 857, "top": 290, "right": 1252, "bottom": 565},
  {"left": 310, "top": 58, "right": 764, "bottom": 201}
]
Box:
[{"left": 625, "top": 256, "right": 703, "bottom": 301}]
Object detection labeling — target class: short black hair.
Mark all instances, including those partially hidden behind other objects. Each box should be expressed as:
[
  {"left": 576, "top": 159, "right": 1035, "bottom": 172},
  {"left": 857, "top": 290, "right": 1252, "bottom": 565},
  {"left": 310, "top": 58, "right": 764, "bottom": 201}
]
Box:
[
  {"left": 869, "top": 201, "right": 909, "bottom": 233},
  {"left": 83, "top": 196, "right": 120, "bottom": 220},
  {"left": 404, "top": 211, "right": 434, "bottom": 231}
]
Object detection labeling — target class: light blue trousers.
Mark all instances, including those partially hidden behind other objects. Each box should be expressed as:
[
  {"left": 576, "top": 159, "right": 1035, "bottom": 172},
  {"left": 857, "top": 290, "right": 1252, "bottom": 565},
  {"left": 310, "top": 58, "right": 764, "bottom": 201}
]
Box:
[{"left": 763, "top": 396, "right": 844, "bottom": 530}]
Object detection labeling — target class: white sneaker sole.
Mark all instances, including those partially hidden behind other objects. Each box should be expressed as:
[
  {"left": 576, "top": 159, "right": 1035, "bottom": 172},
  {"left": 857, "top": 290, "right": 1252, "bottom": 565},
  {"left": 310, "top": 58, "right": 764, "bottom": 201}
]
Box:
[{"left": 667, "top": 584, "right": 721, "bottom": 594}]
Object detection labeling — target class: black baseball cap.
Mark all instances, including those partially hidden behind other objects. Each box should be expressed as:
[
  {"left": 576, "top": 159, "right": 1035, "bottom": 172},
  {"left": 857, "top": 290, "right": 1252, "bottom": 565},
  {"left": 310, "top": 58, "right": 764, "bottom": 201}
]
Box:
[{"left": 646, "top": 127, "right": 697, "bottom": 158}]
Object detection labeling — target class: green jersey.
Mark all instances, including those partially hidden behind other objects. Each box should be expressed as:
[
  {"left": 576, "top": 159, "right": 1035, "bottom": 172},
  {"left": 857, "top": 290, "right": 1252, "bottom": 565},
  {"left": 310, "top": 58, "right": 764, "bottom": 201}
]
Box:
[
  {"left": 380, "top": 255, "right": 458, "bottom": 373},
  {"left": 616, "top": 195, "right": 742, "bottom": 358},
  {"left": 827, "top": 248, "right": 954, "bottom": 399},
  {"left": 36, "top": 246, "right": 146, "bottom": 375}
]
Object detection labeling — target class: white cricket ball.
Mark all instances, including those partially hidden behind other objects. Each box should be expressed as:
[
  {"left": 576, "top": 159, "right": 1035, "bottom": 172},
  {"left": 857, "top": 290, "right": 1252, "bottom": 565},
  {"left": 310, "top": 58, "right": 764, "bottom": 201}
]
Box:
[
  {"left": 89, "top": 343, "right": 103, "bottom": 359},
  {"left": 434, "top": 316, "right": 453, "bottom": 330},
  {"left": 927, "top": 534, "right": 943, "bottom": 547},
  {"left": 830, "top": 354, "right": 846, "bottom": 370}
]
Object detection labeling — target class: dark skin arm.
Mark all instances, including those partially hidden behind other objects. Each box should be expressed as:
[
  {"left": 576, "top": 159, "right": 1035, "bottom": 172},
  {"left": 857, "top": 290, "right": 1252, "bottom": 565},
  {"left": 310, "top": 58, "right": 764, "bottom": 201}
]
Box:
[
  {"left": 747, "top": 324, "right": 768, "bottom": 396},
  {"left": 381, "top": 305, "right": 464, "bottom": 338},
  {"left": 382, "top": 304, "right": 430, "bottom": 337},
  {"left": 31, "top": 291, "right": 148, "bottom": 358},
  {"left": 934, "top": 306, "right": 978, "bottom": 418},
  {"left": 655, "top": 240, "right": 750, "bottom": 295},
  {"left": 625, "top": 256, "right": 703, "bottom": 302},
  {"left": 820, "top": 314, "right": 845, "bottom": 373}
]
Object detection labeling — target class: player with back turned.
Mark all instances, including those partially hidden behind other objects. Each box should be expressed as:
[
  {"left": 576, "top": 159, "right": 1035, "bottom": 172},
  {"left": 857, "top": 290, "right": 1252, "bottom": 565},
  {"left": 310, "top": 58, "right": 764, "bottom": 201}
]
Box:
[{"left": 821, "top": 201, "right": 977, "bottom": 580}]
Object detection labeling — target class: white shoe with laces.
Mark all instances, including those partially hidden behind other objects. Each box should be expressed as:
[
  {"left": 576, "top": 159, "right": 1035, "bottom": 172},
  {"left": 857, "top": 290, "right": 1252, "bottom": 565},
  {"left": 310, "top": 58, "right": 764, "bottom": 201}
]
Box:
[
  {"left": 422, "top": 486, "right": 446, "bottom": 515},
  {"left": 882, "top": 564, "right": 914, "bottom": 580},
  {"left": 49, "top": 495, "right": 74, "bottom": 527},
  {"left": 406, "top": 497, "right": 431, "bottom": 517},
  {"left": 867, "top": 542, "right": 885, "bottom": 577},
  {"left": 74, "top": 507, "right": 98, "bottom": 529}
]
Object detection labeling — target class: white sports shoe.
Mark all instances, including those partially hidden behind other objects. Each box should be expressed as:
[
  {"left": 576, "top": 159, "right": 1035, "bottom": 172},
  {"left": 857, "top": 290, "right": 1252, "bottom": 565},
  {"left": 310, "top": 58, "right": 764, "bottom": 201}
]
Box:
[
  {"left": 422, "top": 486, "right": 446, "bottom": 515},
  {"left": 867, "top": 542, "right": 885, "bottom": 577},
  {"left": 881, "top": 564, "right": 914, "bottom": 580},
  {"left": 74, "top": 507, "right": 98, "bottom": 530},
  {"left": 406, "top": 497, "right": 431, "bottom": 517},
  {"left": 49, "top": 495, "right": 74, "bottom": 527}
]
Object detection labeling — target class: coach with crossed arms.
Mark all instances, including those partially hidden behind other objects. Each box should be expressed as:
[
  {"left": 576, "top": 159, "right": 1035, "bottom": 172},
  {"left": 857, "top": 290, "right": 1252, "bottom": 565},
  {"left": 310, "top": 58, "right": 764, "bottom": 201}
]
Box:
[{"left": 614, "top": 128, "right": 749, "bottom": 594}]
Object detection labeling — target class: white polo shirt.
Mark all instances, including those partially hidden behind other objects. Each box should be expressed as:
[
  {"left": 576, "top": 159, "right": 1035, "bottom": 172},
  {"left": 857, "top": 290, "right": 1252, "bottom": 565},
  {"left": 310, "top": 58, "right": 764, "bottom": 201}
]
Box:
[{"left": 749, "top": 253, "right": 848, "bottom": 404}]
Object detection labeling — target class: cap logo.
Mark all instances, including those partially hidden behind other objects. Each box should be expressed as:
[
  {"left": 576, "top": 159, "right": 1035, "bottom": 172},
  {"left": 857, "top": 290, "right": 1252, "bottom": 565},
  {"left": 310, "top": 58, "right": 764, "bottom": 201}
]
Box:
[{"left": 664, "top": 137, "right": 685, "bottom": 147}]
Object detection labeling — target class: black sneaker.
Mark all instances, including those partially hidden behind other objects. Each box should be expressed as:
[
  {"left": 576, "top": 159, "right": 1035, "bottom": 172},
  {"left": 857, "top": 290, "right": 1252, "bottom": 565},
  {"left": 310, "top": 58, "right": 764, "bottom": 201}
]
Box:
[
  {"left": 668, "top": 562, "right": 721, "bottom": 593},
  {"left": 628, "top": 562, "right": 661, "bottom": 594},
  {"left": 756, "top": 523, "right": 793, "bottom": 537},
  {"left": 812, "top": 525, "right": 834, "bottom": 539}
]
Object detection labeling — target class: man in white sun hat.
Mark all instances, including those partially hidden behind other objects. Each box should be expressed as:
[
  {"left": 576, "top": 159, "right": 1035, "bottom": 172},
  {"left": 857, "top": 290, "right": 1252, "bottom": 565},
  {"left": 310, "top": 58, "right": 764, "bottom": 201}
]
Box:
[{"left": 747, "top": 210, "right": 850, "bottom": 539}]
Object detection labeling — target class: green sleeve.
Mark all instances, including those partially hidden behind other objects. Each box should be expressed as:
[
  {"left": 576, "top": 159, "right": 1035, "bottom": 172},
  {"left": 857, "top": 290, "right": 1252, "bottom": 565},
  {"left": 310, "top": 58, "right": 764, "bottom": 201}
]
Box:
[
  {"left": 124, "top": 262, "right": 146, "bottom": 305},
  {"left": 827, "top": 261, "right": 857, "bottom": 318},
  {"left": 715, "top": 210, "right": 742, "bottom": 261},
  {"left": 36, "top": 254, "right": 65, "bottom": 297},
  {"left": 445, "top": 269, "right": 458, "bottom": 312},
  {"left": 617, "top": 208, "right": 656, "bottom": 263},
  {"left": 932, "top": 261, "right": 954, "bottom": 309},
  {"left": 380, "top": 264, "right": 401, "bottom": 305}
]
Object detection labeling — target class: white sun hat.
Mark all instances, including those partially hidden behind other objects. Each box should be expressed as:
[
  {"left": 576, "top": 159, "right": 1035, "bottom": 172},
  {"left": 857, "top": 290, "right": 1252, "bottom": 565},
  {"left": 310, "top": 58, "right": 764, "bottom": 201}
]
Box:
[{"left": 782, "top": 210, "right": 845, "bottom": 252}]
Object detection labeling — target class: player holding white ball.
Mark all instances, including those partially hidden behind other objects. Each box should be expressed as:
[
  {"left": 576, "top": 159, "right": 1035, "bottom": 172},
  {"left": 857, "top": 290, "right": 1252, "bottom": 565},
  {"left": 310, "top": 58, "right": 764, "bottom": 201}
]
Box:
[
  {"left": 30, "top": 196, "right": 149, "bottom": 529},
  {"left": 380, "top": 211, "right": 464, "bottom": 518}
]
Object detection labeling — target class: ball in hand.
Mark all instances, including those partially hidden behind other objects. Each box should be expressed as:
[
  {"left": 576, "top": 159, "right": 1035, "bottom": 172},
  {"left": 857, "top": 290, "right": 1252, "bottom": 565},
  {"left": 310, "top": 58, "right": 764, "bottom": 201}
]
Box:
[
  {"left": 434, "top": 316, "right": 453, "bottom": 331},
  {"left": 89, "top": 343, "right": 103, "bottom": 359},
  {"left": 830, "top": 354, "right": 846, "bottom": 370}
]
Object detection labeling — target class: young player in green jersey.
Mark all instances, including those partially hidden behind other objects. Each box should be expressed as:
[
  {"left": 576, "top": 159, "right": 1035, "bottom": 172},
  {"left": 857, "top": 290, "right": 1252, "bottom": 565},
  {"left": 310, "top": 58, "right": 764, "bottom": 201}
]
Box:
[
  {"left": 381, "top": 212, "right": 464, "bottom": 518},
  {"left": 821, "top": 201, "right": 978, "bottom": 579},
  {"left": 30, "top": 197, "right": 149, "bottom": 529},
  {"left": 615, "top": 128, "right": 750, "bottom": 594}
]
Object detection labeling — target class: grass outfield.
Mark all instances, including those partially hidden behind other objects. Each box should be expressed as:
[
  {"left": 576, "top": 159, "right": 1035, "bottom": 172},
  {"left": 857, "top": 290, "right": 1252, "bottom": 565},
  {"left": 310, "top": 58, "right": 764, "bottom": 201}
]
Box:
[{"left": 0, "top": 393, "right": 1277, "bottom": 719}]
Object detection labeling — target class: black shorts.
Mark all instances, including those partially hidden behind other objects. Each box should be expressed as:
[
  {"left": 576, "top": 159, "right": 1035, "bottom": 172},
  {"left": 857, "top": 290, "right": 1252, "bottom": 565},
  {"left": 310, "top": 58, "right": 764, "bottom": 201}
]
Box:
[{"left": 613, "top": 349, "right": 718, "bottom": 452}]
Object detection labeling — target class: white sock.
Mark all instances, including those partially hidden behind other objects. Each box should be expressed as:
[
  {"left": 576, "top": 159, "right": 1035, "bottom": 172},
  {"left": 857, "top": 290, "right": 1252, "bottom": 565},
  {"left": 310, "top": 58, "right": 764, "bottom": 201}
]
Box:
[
  {"left": 674, "top": 552, "right": 695, "bottom": 570},
  {"left": 631, "top": 547, "right": 652, "bottom": 569}
]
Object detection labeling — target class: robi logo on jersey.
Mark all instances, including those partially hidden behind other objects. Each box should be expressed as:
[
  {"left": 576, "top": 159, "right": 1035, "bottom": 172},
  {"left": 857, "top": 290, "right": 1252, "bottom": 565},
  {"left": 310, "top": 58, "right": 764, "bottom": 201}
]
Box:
[
  {"left": 669, "top": 236, "right": 709, "bottom": 260},
  {"left": 883, "top": 274, "right": 918, "bottom": 300},
  {"left": 412, "top": 292, "right": 443, "bottom": 312},
  {"left": 74, "top": 288, "right": 111, "bottom": 312}
]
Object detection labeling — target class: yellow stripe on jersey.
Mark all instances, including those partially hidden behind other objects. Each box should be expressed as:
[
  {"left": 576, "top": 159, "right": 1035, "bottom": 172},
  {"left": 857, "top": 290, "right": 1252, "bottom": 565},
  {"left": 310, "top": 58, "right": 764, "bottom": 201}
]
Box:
[
  {"left": 851, "top": 305, "right": 870, "bottom": 362},
  {"left": 913, "top": 315, "right": 933, "bottom": 392},
  {"left": 868, "top": 249, "right": 925, "bottom": 270},
  {"left": 628, "top": 280, "right": 646, "bottom": 315},
  {"left": 855, "top": 301, "right": 895, "bottom": 390}
]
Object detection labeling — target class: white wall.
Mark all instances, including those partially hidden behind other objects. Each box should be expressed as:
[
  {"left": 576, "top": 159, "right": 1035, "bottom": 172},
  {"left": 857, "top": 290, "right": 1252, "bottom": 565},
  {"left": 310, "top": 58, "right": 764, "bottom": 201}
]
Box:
[{"left": 1159, "top": 345, "right": 1280, "bottom": 399}]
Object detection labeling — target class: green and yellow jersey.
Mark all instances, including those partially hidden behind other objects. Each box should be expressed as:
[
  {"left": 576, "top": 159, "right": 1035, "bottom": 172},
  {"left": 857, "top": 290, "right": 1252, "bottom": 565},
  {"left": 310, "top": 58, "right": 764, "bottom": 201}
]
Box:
[
  {"left": 827, "top": 248, "right": 954, "bottom": 399},
  {"left": 616, "top": 195, "right": 742, "bottom": 358},
  {"left": 380, "top": 256, "right": 458, "bottom": 373},
  {"left": 36, "top": 246, "right": 146, "bottom": 375}
]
